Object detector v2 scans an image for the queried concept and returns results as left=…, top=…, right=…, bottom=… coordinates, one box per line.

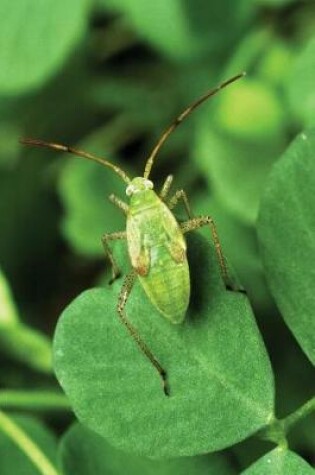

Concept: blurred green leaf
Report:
left=192, top=194, right=272, bottom=313
left=255, top=0, right=293, bottom=6
left=289, top=414, right=315, bottom=463
left=60, top=158, right=124, bottom=257
left=215, top=79, right=285, bottom=141
left=0, top=123, right=21, bottom=168
left=60, top=422, right=236, bottom=475
left=0, top=0, right=89, bottom=95
left=0, top=268, right=52, bottom=373
left=0, top=324, right=52, bottom=374
left=54, top=233, right=274, bottom=458
left=258, top=130, right=315, bottom=365
left=99, top=0, right=254, bottom=61
left=287, top=35, right=315, bottom=126
left=59, top=118, right=139, bottom=257
left=241, top=448, right=314, bottom=474
left=0, top=267, right=19, bottom=325
left=257, top=41, right=294, bottom=87
left=0, top=414, right=57, bottom=475
left=270, top=325, right=315, bottom=459
left=193, top=77, right=287, bottom=223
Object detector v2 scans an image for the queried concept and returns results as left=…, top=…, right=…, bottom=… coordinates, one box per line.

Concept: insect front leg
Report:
left=159, top=174, right=173, bottom=200
left=101, top=231, right=126, bottom=284
left=181, top=216, right=244, bottom=292
left=168, top=189, right=193, bottom=219
left=118, top=271, right=169, bottom=396
left=108, top=194, right=129, bottom=215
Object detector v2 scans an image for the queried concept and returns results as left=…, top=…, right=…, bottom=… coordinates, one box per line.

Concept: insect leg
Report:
left=108, top=194, right=129, bottom=215
left=101, top=231, right=126, bottom=284
left=159, top=174, right=173, bottom=200
left=181, top=216, right=238, bottom=291
left=168, top=189, right=193, bottom=219
left=118, top=271, right=169, bottom=396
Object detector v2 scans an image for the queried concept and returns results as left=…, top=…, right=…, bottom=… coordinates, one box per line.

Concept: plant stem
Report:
left=258, top=396, right=315, bottom=447
left=282, top=396, right=315, bottom=433
left=0, top=390, right=71, bottom=412
left=258, top=418, right=288, bottom=449
left=0, top=410, right=60, bottom=475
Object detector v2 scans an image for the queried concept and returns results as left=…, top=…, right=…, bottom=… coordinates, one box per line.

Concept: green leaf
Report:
left=255, top=0, right=292, bottom=6
left=60, top=159, right=124, bottom=257
left=0, top=414, right=57, bottom=475
left=0, top=268, right=52, bottom=373
left=59, top=119, right=137, bottom=257
left=194, top=126, right=285, bottom=224
left=60, top=422, right=236, bottom=475
left=192, top=194, right=272, bottom=313
left=215, top=79, right=285, bottom=141
left=257, top=41, right=294, bottom=87
left=193, top=77, right=287, bottom=223
left=53, top=233, right=274, bottom=458
left=0, top=324, right=52, bottom=374
left=99, top=0, right=254, bottom=61
left=0, top=123, right=21, bottom=169
left=257, top=130, right=315, bottom=365
left=287, top=35, right=315, bottom=126
left=0, top=267, right=19, bottom=326
left=0, top=0, right=89, bottom=95
left=241, top=448, right=315, bottom=474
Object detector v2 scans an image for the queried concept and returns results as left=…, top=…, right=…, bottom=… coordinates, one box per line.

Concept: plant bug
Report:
left=21, top=72, right=245, bottom=396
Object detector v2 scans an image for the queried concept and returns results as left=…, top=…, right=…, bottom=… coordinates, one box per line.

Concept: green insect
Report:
left=21, top=72, right=245, bottom=396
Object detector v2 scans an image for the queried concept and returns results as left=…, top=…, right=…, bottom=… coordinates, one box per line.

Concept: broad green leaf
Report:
left=287, top=35, right=315, bottom=126
left=54, top=233, right=274, bottom=458
left=0, top=267, right=19, bottom=325
left=59, top=119, right=138, bottom=257
left=0, top=0, right=89, bottom=95
left=0, top=414, right=57, bottom=475
left=99, top=0, right=254, bottom=61
left=60, top=422, right=236, bottom=475
left=257, top=130, right=315, bottom=365
left=242, top=448, right=315, bottom=474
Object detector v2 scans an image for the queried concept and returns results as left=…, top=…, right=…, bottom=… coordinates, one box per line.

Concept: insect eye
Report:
left=126, top=185, right=134, bottom=196
left=144, top=179, right=153, bottom=190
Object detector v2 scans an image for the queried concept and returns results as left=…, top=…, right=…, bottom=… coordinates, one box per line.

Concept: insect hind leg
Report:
left=118, top=271, right=169, bottom=396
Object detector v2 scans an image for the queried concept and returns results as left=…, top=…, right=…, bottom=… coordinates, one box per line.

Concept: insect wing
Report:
left=127, top=215, right=150, bottom=276
left=161, top=205, right=187, bottom=264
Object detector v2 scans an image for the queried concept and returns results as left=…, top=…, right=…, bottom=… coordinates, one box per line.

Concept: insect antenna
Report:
left=143, top=71, right=246, bottom=179
left=20, top=138, right=131, bottom=184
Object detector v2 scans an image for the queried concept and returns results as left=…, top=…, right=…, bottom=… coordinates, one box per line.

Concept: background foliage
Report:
left=0, top=0, right=314, bottom=473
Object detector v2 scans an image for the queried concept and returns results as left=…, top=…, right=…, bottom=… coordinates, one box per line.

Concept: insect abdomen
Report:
left=127, top=191, right=190, bottom=323
left=139, top=246, right=190, bottom=324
